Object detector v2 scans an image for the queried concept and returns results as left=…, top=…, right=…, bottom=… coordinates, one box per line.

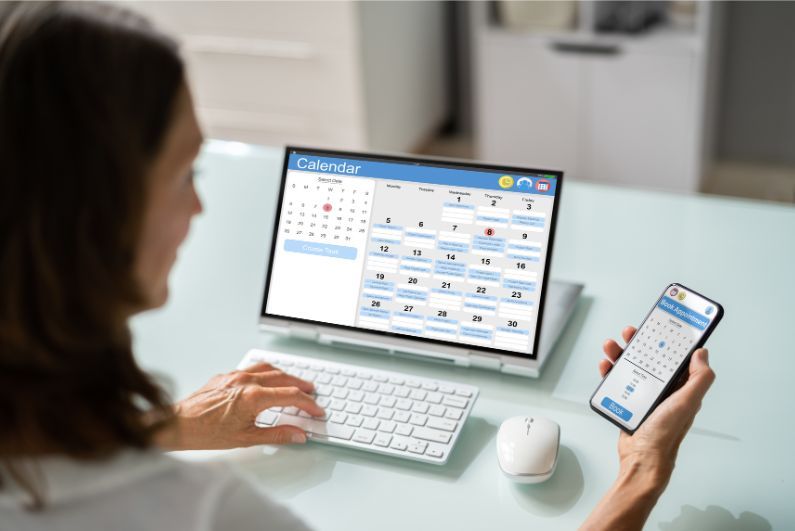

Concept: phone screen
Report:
left=590, top=284, right=722, bottom=433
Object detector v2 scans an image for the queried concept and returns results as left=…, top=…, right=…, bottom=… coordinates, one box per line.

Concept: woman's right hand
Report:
left=600, top=325, right=716, bottom=488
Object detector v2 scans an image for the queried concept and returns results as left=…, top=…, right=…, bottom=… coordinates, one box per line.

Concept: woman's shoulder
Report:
left=0, top=450, right=312, bottom=531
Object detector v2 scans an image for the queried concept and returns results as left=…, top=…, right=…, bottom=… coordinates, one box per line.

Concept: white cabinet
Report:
left=126, top=1, right=447, bottom=153
left=473, top=2, right=722, bottom=193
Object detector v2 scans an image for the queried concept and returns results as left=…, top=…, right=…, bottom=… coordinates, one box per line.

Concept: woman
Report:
left=0, top=3, right=714, bottom=530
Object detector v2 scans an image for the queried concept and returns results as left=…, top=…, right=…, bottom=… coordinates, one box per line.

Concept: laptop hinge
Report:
left=469, top=353, right=501, bottom=370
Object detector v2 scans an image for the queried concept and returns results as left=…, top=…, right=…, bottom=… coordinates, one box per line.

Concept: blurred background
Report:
left=127, top=1, right=795, bottom=203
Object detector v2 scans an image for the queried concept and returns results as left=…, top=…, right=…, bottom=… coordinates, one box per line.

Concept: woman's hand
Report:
left=581, top=325, right=716, bottom=531
left=601, top=325, right=716, bottom=486
left=156, top=362, right=324, bottom=451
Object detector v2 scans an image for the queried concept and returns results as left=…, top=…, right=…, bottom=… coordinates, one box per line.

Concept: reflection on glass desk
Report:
left=132, top=141, right=794, bottom=531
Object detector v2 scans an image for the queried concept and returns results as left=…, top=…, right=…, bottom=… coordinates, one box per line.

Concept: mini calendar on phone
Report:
left=264, top=148, right=562, bottom=358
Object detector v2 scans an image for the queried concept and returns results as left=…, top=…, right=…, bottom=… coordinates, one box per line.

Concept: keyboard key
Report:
left=298, top=410, right=312, bottom=418
left=361, top=405, right=378, bottom=417
left=357, top=372, right=373, bottom=380
left=362, top=418, right=380, bottom=431
left=395, top=424, right=413, bottom=436
left=421, top=382, right=438, bottom=391
left=271, top=406, right=284, bottom=412
left=316, top=397, right=331, bottom=408
left=332, top=388, right=349, bottom=399
left=341, top=368, right=356, bottom=377
left=353, top=429, right=376, bottom=444
left=344, top=402, right=362, bottom=414
left=394, top=387, right=411, bottom=398
left=444, top=408, right=464, bottom=421
left=377, top=383, right=395, bottom=395
left=411, top=402, right=429, bottom=414
left=347, top=379, right=363, bottom=390
left=379, top=396, right=396, bottom=408
left=348, top=390, right=364, bottom=402
left=412, top=427, right=452, bottom=444
left=393, top=410, right=411, bottom=423
left=315, top=374, right=332, bottom=384
left=409, top=414, right=428, bottom=426
left=329, top=412, right=348, bottom=424
left=363, top=381, right=379, bottom=392
left=405, top=379, right=421, bottom=388
left=373, top=433, right=392, bottom=447
left=427, top=417, right=458, bottom=432
left=426, top=446, right=445, bottom=459
left=295, top=361, right=309, bottom=369
left=455, top=388, right=473, bottom=398
left=376, top=408, right=394, bottom=420
left=329, top=399, right=346, bottom=411
left=390, top=438, right=408, bottom=451
left=275, top=414, right=354, bottom=440
left=428, top=405, right=446, bottom=417
left=346, top=415, right=363, bottom=427
left=331, top=376, right=348, bottom=386
left=283, top=406, right=300, bottom=415
left=364, top=393, right=380, bottom=405
left=396, top=399, right=412, bottom=411
left=407, top=440, right=428, bottom=455
left=325, top=367, right=340, bottom=375
left=378, top=420, right=396, bottom=433
left=316, top=385, right=333, bottom=397
left=442, top=396, right=468, bottom=409
left=255, top=410, right=278, bottom=425
left=410, top=389, right=427, bottom=401
left=426, top=392, right=443, bottom=405
left=373, top=374, right=388, bottom=383
left=388, top=376, right=405, bottom=385
left=438, top=385, right=455, bottom=394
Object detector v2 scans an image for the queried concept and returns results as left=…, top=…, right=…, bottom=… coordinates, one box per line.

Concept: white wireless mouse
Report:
left=496, top=415, right=560, bottom=483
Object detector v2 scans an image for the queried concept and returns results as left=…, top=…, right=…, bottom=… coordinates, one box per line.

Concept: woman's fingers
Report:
left=240, top=361, right=277, bottom=373
left=249, top=371, right=315, bottom=393
left=602, top=339, right=624, bottom=362
left=598, top=359, right=613, bottom=378
left=621, top=325, right=637, bottom=344
left=247, top=386, right=325, bottom=417
left=253, top=425, right=308, bottom=445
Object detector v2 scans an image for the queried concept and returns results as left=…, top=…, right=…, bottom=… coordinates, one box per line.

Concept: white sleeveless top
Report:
left=0, top=450, right=312, bottom=531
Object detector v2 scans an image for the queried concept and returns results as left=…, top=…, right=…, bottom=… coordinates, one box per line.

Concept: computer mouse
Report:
left=496, top=415, right=560, bottom=483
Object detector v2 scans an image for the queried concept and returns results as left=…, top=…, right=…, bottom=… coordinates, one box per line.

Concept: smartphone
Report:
left=590, top=283, right=723, bottom=434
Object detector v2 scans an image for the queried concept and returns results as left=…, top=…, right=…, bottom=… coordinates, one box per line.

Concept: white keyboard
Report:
left=239, top=349, right=479, bottom=465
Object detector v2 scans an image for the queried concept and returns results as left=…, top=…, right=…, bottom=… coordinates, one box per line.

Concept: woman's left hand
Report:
left=156, top=362, right=324, bottom=451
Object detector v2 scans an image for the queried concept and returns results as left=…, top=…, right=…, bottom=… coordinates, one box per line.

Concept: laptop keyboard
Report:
left=239, top=349, right=479, bottom=465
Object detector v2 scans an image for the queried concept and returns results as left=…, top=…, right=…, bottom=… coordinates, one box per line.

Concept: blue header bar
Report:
left=287, top=153, right=558, bottom=196
left=658, top=297, right=710, bottom=331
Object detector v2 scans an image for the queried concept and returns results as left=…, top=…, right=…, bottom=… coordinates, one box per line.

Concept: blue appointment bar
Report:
left=657, top=297, right=710, bottom=331
left=284, top=239, right=357, bottom=260
left=287, top=153, right=557, bottom=196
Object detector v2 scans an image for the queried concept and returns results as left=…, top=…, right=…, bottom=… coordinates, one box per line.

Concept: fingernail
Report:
left=291, top=432, right=307, bottom=444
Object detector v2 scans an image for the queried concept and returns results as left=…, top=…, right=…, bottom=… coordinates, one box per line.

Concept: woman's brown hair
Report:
left=0, top=1, right=183, bottom=468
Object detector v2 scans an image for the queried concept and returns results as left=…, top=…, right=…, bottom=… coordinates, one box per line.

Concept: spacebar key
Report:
left=275, top=414, right=355, bottom=440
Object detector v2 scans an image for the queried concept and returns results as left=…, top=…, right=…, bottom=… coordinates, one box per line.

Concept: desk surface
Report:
left=132, top=141, right=794, bottom=531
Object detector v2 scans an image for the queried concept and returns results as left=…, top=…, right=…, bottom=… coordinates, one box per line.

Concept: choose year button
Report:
left=601, top=396, right=633, bottom=422
left=284, top=239, right=358, bottom=260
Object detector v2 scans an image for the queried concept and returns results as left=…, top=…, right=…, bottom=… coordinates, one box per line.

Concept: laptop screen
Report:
left=262, top=147, right=563, bottom=359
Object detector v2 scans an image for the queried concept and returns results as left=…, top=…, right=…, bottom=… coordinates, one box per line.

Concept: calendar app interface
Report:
left=591, top=285, right=718, bottom=431
left=264, top=149, right=561, bottom=357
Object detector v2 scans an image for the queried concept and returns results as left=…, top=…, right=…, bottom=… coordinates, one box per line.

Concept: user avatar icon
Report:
left=677, top=291, right=687, bottom=301
left=536, top=179, right=550, bottom=192
left=669, top=287, right=679, bottom=297
left=516, top=177, right=533, bottom=191
left=705, top=306, right=714, bottom=315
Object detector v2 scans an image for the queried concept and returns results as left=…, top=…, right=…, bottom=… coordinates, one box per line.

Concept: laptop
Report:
left=257, top=146, right=582, bottom=378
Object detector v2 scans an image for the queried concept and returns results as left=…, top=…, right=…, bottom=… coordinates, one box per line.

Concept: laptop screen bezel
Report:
left=260, top=146, right=564, bottom=361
